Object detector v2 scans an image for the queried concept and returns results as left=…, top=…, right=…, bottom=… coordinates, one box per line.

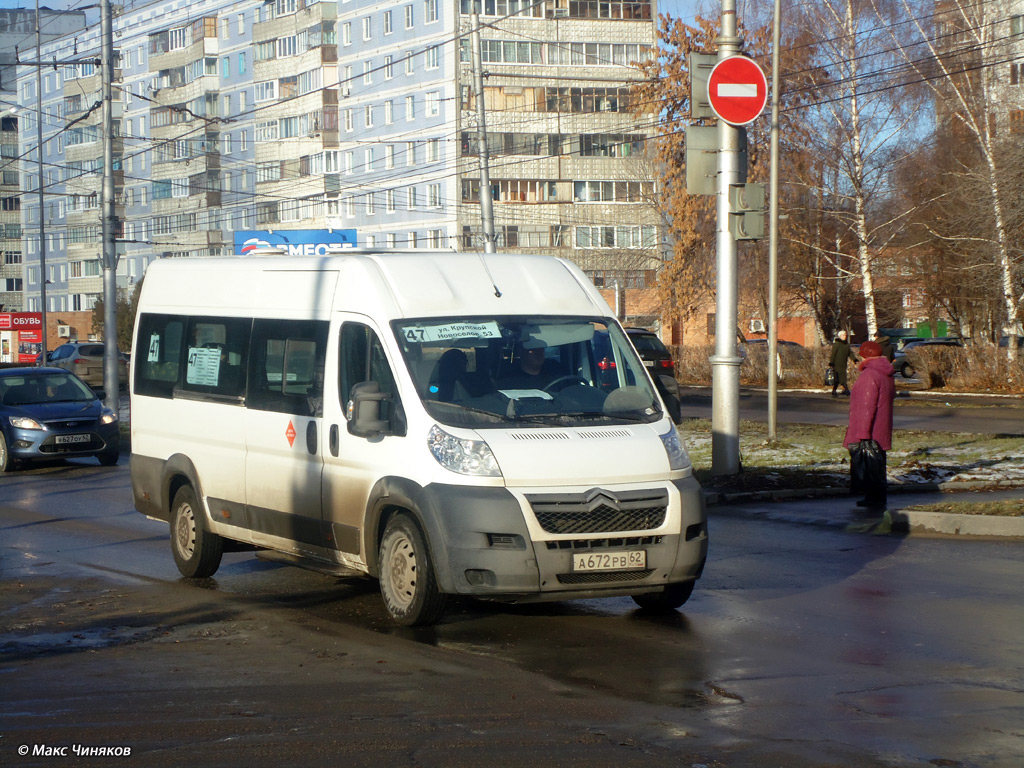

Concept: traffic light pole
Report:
left=711, top=0, right=743, bottom=476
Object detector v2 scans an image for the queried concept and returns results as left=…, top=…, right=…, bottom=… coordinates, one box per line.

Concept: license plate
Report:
left=55, top=434, right=90, bottom=445
left=572, top=550, right=646, bottom=572
left=643, top=360, right=654, bottom=367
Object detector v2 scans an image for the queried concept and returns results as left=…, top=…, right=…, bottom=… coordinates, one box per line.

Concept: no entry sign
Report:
left=707, top=55, right=768, bottom=126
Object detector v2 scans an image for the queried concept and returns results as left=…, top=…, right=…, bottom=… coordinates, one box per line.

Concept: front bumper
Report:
left=423, top=476, right=707, bottom=600
left=5, top=424, right=119, bottom=462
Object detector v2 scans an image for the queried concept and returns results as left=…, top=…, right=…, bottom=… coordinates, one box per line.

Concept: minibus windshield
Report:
left=393, top=316, right=664, bottom=428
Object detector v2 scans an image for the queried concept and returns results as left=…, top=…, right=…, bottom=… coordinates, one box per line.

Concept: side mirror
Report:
left=346, top=380, right=390, bottom=437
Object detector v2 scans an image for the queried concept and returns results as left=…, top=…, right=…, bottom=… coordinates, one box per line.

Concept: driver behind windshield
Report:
left=499, top=341, right=565, bottom=391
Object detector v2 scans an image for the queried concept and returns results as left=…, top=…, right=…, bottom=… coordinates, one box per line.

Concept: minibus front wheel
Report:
left=170, top=485, right=224, bottom=579
left=378, top=513, right=447, bottom=626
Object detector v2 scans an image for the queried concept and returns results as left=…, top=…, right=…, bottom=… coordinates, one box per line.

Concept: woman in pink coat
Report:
left=842, top=340, right=895, bottom=510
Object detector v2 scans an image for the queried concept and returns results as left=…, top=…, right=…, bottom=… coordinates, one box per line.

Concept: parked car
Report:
left=47, top=342, right=129, bottom=389
left=624, top=328, right=675, bottom=374
left=895, top=338, right=965, bottom=379
left=0, top=367, right=120, bottom=471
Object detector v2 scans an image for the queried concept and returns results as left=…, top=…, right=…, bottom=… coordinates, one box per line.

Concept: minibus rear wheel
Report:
left=170, top=485, right=224, bottom=578
left=378, top=513, right=447, bottom=626
left=632, top=581, right=694, bottom=612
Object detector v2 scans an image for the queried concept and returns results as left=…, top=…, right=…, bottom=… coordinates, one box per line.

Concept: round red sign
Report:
left=707, top=55, right=768, bottom=126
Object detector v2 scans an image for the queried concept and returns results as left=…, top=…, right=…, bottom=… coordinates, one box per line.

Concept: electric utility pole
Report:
left=100, top=0, right=119, bottom=411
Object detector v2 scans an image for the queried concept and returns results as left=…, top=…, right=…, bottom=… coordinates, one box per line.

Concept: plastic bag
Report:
left=825, top=366, right=836, bottom=387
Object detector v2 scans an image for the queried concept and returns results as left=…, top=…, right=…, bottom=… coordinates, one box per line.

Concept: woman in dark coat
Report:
left=842, top=340, right=896, bottom=510
left=828, top=330, right=857, bottom=396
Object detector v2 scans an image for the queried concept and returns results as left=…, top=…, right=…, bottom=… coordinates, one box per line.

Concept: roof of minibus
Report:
left=139, top=251, right=613, bottom=320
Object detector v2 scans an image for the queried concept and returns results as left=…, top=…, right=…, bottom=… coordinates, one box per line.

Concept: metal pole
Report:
left=470, top=7, right=496, bottom=253
left=100, top=0, right=118, bottom=410
left=711, top=0, right=743, bottom=476
left=35, top=0, right=48, bottom=363
left=767, top=0, right=782, bottom=441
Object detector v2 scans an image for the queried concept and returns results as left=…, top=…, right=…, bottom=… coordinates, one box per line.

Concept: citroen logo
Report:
left=584, top=489, right=619, bottom=513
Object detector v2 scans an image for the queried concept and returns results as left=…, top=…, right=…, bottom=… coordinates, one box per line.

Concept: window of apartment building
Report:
left=240, top=130, right=247, bottom=152
left=366, top=193, right=375, bottom=215
left=427, top=137, right=440, bottom=161
left=426, top=92, right=440, bottom=117
left=574, top=225, right=656, bottom=249
left=237, top=12, right=245, bottom=34
left=425, top=0, right=438, bottom=23
left=223, top=94, right=232, bottom=116
left=573, top=180, right=652, bottom=202
left=428, top=183, right=441, bottom=208
left=223, top=134, right=232, bottom=154
left=1013, top=15, right=1024, bottom=35
left=343, top=65, right=354, bottom=93
left=384, top=55, right=393, bottom=79
left=428, top=229, right=442, bottom=248
left=409, top=231, right=419, bottom=248
left=346, top=195, right=355, bottom=217
left=238, top=52, right=246, bottom=75
left=365, top=235, right=376, bottom=247
left=345, top=151, right=354, bottom=173
left=364, top=104, right=374, bottom=127
left=278, top=35, right=298, bottom=57
left=426, top=46, right=439, bottom=70
left=280, top=116, right=299, bottom=138
left=221, top=17, right=230, bottom=39
left=221, top=57, right=230, bottom=78
left=405, top=4, right=414, bottom=28
left=407, top=187, right=418, bottom=208
left=386, top=233, right=396, bottom=248
left=363, top=16, right=372, bottom=39
left=256, top=121, right=280, bottom=141
left=365, top=147, right=376, bottom=171
left=385, top=144, right=395, bottom=168
left=384, top=9, right=393, bottom=34
left=405, top=95, right=415, bottom=120
left=342, top=22, right=352, bottom=46
left=363, top=60, right=373, bottom=84
left=276, top=0, right=297, bottom=17
left=385, top=100, right=394, bottom=124
left=140, top=186, right=148, bottom=205
left=406, top=141, right=417, bottom=165
left=257, top=162, right=282, bottom=182
left=405, top=50, right=414, bottom=75
left=345, top=108, right=354, bottom=131
left=1011, top=110, right=1024, bottom=134
left=386, top=189, right=395, bottom=212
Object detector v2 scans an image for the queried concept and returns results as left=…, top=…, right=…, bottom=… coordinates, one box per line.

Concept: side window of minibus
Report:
left=134, top=313, right=185, bottom=398
left=339, top=323, right=404, bottom=435
left=248, top=319, right=329, bottom=416
left=181, top=316, right=251, bottom=399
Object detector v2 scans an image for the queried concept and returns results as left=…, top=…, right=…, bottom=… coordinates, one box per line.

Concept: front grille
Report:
left=556, top=569, right=654, bottom=585
left=527, top=489, right=668, bottom=535
left=44, top=418, right=99, bottom=430
left=546, top=536, right=663, bottom=551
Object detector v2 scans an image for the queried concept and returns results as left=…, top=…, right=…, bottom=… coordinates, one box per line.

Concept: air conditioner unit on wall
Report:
left=749, top=318, right=765, bottom=333
left=57, top=325, right=71, bottom=337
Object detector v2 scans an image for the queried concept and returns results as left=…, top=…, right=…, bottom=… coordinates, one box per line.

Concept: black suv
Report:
left=624, top=328, right=675, bottom=374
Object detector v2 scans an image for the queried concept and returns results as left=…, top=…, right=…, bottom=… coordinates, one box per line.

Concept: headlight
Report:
left=659, top=425, right=691, bottom=471
left=428, top=424, right=502, bottom=477
left=9, top=415, right=43, bottom=430
left=100, top=408, right=118, bottom=425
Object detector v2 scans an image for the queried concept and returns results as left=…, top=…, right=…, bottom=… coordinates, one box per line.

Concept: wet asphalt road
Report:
left=2, top=460, right=1023, bottom=767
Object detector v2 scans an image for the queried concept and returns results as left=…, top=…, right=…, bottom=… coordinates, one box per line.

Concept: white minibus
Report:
left=130, top=251, right=707, bottom=625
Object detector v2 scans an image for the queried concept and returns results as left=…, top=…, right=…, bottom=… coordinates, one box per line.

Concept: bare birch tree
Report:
left=878, top=0, right=1022, bottom=356
left=793, top=0, right=925, bottom=338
